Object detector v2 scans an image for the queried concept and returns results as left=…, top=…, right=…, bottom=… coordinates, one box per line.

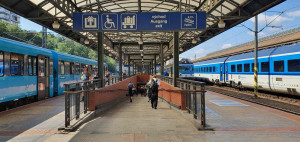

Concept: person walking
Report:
left=149, top=75, right=160, bottom=109
left=105, top=70, right=111, bottom=85
left=146, top=82, right=151, bottom=102
left=128, top=81, right=134, bottom=103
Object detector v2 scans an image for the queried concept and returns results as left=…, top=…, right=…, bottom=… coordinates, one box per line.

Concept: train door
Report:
left=225, top=63, right=229, bottom=82
left=220, top=64, right=223, bottom=81
left=37, top=55, right=50, bottom=100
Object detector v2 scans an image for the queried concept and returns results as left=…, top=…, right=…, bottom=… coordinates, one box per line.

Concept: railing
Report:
left=64, top=79, right=99, bottom=128
left=157, top=75, right=206, bottom=128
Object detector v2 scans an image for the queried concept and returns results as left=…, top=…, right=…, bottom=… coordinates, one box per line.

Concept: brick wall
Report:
left=88, top=75, right=186, bottom=111
left=88, top=76, right=137, bottom=111
left=157, top=78, right=186, bottom=110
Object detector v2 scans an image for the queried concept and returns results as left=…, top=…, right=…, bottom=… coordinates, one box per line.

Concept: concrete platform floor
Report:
left=44, top=93, right=300, bottom=142
left=0, top=96, right=65, bottom=142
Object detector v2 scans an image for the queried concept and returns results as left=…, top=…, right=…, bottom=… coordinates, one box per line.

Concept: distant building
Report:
left=0, top=7, right=20, bottom=25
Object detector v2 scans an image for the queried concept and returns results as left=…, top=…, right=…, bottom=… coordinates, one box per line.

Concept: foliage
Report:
left=0, top=21, right=117, bottom=73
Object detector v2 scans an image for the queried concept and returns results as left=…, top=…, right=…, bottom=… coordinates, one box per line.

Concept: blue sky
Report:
left=19, top=0, right=300, bottom=59
left=180, top=0, right=300, bottom=59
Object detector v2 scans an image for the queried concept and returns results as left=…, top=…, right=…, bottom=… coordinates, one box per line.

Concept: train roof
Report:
left=0, top=37, right=105, bottom=66
left=0, top=37, right=53, bottom=57
left=194, top=57, right=228, bottom=66
left=227, top=43, right=300, bottom=62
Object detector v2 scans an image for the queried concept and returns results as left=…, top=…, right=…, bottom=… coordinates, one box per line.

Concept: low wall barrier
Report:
left=157, top=75, right=206, bottom=128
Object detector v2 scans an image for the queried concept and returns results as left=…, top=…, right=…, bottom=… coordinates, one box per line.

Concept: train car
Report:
left=226, top=43, right=300, bottom=95
left=0, top=37, right=107, bottom=109
left=164, top=58, right=194, bottom=78
left=193, top=43, right=300, bottom=95
left=193, top=57, right=229, bottom=83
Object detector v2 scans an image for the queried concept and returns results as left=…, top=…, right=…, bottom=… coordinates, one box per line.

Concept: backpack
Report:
left=150, top=79, right=158, bottom=91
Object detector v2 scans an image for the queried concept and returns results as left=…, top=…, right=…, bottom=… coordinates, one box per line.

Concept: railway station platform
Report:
left=1, top=82, right=299, bottom=142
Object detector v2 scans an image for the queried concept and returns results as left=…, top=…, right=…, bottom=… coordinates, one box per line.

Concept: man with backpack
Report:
left=149, top=75, right=160, bottom=109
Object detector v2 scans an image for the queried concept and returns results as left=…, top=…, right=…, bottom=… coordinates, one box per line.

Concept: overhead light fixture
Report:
left=139, top=45, right=143, bottom=52
left=179, top=48, right=183, bottom=52
left=109, top=53, right=112, bottom=56
left=138, top=38, right=143, bottom=45
left=52, top=21, right=60, bottom=29
left=84, top=38, right=89, bottom=44
left=218, top=19, right=225, bottom=28
left=141, top=52, right=144, bottom=56
left=192, top=38, right=197, bottom=44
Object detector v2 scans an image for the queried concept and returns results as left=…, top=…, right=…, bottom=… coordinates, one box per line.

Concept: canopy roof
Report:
left=0, top=0, right=284, bottom=65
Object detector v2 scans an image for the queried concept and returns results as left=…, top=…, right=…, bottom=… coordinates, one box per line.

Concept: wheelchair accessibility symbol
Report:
left=101, top=14, right=118, bottom=30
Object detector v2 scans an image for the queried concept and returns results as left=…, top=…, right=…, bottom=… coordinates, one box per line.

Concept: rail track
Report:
left=205, top=85, right=300, bottom=115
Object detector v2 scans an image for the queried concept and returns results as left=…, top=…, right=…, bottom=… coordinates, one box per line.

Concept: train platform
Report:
left=42, top=92, right=300, bottom=142
left=0, top=96, right=65, bottom=142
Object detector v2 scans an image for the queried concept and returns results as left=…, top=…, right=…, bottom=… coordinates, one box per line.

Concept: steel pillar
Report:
left=254, top=15, right=258, bottom=98
left=173, top=32, right=179, bottom=87
left=42, top=27, right=47, bottom=49
left=154, top=55, right=157, bottom=75
left=119, top=44, right=122, bottom=80
left=98, top=32, right=104, bottom=88
left=128, top=55, right=130, bottom=76
left=160, top=44, right=164, bottom=75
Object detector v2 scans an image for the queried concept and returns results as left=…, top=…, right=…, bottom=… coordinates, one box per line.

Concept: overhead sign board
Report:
left=73, top=12, right=206, bottom=32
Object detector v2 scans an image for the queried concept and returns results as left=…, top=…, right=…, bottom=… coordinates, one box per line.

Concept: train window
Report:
left=208, top=67, right=211, bottom=72
left=65, top=62, right=70, bottom=75
left=60, top=61, right=65, bottom=75
left=10, top=53, right=24, bottom=76
left=261, top=62, right=269, bottom=72
left=28, top=56, right=37, bottom=75
left=231, top=65, right=236, bottom=72
left=237, top=64, right=242, bottom=72
left=216, top=67, right=218, bottom=71
left=200, top=67, right=203, bottom=72
left=70, top=62, right=75, bottom=75
left=205, top=67, right=208, bottom=72
left=213, top=66, right=215, bottom=72
left=75, top=63, right=80, bottom=74
left=251, top=63, right=259, bottom=72
left=244, top=63, right=250, bottom=72
left=274, top=60, right=284, bottom=72
left=288, top=59, right=300, bottom=72
left=0, top=51, right=3, bottom=76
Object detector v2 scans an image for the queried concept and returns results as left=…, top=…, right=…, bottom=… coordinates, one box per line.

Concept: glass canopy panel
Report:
left=29, top=0, right=44, bottom=5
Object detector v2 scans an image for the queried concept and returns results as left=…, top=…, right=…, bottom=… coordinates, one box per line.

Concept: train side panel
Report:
left=0, top=76, right=37, bottom=103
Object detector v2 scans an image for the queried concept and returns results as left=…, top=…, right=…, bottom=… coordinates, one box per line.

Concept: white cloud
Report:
left=247, top=31, right=266, bottom=37
left=286, top=10, right=300, bottom=17
left=221, top=44, right=232, bottom=49
left=249, top=13, right=291, bottom=26
left=195, top=48, right=205, bottom=54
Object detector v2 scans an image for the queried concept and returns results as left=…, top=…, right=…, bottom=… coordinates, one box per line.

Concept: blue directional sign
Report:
left=73, top=12, right=206, bottom=32
left=101, top=13, right=118, bottom=30
left=82, top=14, right=99, bottom=30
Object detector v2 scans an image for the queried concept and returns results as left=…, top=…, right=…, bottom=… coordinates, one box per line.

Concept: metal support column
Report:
left=160, top=44, right=164, bottom=75
left=119, top=44, right=122, bottom=80
left=173, top=32, right=179, bottom=87
left=98, top=32, right=104, bottom=88
left=42, top=27, right=47, bottom=49
left=154, top=55, right=157, bottom=75
left=254, top=15, right=258, bottom=98
left=128, top=55, right=130, bottom=76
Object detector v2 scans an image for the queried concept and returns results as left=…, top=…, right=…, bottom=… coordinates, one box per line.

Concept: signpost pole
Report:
left=98, top=32, right=104, bottom=88
left=173, top=32, right=179, bottom=87
left=119, top=44, right=122, bottom=81
left=128, top=55, right=131, bottom=76
left=160, top=44, right=164, bottom=76
left=154, top=55, right=157, bottom=75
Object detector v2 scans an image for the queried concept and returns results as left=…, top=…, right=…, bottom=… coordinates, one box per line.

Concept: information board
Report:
left=73, top=12, right=206, bottom=32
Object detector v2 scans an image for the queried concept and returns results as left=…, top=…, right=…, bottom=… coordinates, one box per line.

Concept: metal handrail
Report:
left=157, top=75, right=206, bottom=128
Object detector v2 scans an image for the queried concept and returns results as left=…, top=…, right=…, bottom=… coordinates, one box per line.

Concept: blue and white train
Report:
left=165, top=58, right=194, bottom=78
left=0, top=37, right=107, bottom=108
left=193, top=43, right=300, bottom=95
